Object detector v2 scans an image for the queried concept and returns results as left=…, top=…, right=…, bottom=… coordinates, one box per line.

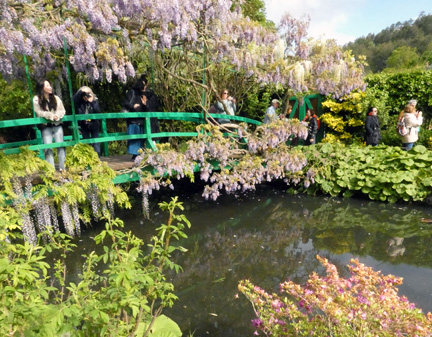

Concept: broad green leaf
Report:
left=137, top=315, right=182, bottom=337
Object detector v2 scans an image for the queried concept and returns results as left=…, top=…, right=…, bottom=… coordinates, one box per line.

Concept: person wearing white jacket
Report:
left=33, top=79, right=66, bottom=170
left=401, top=103, right=423, bottom=151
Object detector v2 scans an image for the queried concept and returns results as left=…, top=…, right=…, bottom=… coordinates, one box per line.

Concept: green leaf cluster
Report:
left=366, top=70, right=432, bottom=115
left=1, top=144, right=130, bottom=238
left=0, top=197, right=186, bottom=336
left=301, top=143, right=432, bottom=203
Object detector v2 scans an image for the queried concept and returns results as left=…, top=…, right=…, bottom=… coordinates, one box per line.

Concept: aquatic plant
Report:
left=239, top=255, right=432, bottom=336
left=300, top=142, right=432, bottom=202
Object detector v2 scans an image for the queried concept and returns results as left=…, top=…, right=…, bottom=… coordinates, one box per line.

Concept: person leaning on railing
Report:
left=73, top=86, right=101, bottom=156
left=122, top=76, right=148, bottom=161
left=215, top=89, right=236, bottom=124
left=33, top=79, right=66, bottom=170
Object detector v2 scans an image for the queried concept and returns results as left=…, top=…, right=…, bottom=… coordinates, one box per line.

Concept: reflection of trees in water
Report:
left=165, top=201, right=326, bottom=336
left=301, top=198, right=432, bottom=267
left=62, top=187, right=432, bottom=335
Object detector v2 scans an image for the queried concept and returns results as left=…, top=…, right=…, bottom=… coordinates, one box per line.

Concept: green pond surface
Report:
left=69, top=183, right=432, bottom=336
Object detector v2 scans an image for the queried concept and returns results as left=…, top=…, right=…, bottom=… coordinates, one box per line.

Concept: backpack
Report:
left=312, top=115, right=321, bottom=130
left=397, top=117, right=408, bottom=137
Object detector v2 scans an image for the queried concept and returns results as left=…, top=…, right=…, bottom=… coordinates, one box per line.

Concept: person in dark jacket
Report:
left=305, top=109, right=318, bottom=145
left=122, top=76, right=148, bottom=160
left=365, top=107, right=381, bottom=146
left=73, top=86, right=101, bottom=156
left=143, top=83, right=162, bottom=142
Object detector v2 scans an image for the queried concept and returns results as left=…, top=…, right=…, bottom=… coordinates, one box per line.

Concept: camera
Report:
left=82, top=91, right=91, bottom=99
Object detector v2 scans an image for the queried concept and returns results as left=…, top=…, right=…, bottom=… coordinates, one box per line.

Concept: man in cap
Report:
left=264, top=98, right=281, bottom=124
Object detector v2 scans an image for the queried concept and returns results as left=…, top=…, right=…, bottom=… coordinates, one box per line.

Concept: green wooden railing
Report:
left=0, top=92, right=325, bottom=158
left=0, top=112, right=261, bottom=157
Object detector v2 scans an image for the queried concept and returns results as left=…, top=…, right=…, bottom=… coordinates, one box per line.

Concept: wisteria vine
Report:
left=134, top=119, right=314, bottom=205
left=0, top=145, right=130, bottom=245
left=0, top=0, right=365, bottom=98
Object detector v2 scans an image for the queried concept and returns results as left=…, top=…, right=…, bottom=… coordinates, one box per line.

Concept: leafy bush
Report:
left=239, top=255, right=432, bottom=336
left=299, top=143, right=432, bottom=202
left=320, top=88, right=390, bottom=144
left=0, top=77, right=33, bottom=142
left=366, top=70, right=432, bottom=116
left=0, top=144, right=131, bottom=243
left=0, top=197, right=187, bottom=336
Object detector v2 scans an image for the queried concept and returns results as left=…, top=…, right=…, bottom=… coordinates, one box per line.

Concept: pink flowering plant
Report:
left=239, top=255, right=432, bottom=336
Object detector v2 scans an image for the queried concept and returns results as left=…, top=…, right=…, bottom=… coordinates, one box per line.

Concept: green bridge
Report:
left=0, top=94, right=323, bottom=184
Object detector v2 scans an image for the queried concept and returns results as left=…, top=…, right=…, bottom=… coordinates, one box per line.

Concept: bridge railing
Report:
left=0, top=112, right=261, bottom=157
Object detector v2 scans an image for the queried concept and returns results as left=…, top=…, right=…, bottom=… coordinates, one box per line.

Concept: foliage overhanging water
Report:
left=67, top=183, right=432, bottom=336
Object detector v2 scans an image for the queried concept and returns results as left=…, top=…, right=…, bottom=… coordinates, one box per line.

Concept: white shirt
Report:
left=264, top=105, right=277, bottom=124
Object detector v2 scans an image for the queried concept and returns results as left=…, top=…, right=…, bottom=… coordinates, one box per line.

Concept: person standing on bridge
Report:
left=263, top=99, right=281, bottom=124
left=122, top=76, right=148, bottom=160
left=33, top=79, right=66, bottom=170
left=215, top=89, right=236, bottom=124
left=142, top=78, right=162, bottom=143
left=73, top=86, right=101, bottom=156
left=304, top=109, right=319, bottom=145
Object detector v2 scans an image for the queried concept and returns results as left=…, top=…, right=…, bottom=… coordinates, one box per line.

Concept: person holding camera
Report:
left=73, top=86, right=101, bottom=156
left=215, top=89, right=236, bottom=124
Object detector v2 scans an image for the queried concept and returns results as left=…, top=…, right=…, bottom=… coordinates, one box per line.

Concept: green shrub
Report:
left=298, top=143, right=432, bottom=202
left=0, top=197, right=187, bottom=336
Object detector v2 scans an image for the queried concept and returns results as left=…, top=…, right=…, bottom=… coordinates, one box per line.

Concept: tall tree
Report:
left=385, top=46, right=421, bottom=70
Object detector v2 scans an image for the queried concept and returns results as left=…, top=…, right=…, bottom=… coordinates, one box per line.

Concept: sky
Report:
left=264, top=0, right=432, bottom=45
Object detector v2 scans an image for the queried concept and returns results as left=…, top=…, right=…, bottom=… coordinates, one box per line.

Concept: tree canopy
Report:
left=345, top=12, right=432, bottom=73
left=0, top=0, right=365, bottom=102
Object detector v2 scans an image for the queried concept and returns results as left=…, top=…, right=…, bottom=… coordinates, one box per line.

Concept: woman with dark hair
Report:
left=73, top=86, right=101, bottom=156
left=304, top=108, right=318, bottom=145
left=143, top=83, right=162, bottom=141
left=122, top=76, right=148, bottom=160
left=33, top=79, right=66, bottom=170
left=364, top=107, right=381, bottom=146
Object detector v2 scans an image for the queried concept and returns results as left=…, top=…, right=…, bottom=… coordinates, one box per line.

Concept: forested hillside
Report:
left=345, top=12, right=432, bottom=73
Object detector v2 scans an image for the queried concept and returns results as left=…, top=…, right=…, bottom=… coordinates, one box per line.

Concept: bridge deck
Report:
left=101, top=154, right=136, bottom=172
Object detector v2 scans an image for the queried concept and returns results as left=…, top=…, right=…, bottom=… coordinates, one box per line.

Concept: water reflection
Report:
left=68, top=184, right=432, bottom=336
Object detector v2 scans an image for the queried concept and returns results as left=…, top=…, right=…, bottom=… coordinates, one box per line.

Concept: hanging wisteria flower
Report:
left=0, top=0, right=364, bottom=96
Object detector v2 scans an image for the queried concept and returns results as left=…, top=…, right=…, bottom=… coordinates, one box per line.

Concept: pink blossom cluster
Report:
left=239, top=256, right=432, bottom=336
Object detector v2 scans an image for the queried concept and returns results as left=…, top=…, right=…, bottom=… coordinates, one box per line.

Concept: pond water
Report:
left=68, top=183, right=432, bottom=336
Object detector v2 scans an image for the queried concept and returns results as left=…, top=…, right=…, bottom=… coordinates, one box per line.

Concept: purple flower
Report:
left=251, top=318, right=262, bottom=328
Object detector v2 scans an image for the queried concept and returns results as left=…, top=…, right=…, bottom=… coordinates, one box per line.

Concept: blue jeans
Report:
left=127, top=123, right=144, bottom=155
left=402, top=142, right=414, bottom=151
left=41, top=125, right=65, bottom=170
